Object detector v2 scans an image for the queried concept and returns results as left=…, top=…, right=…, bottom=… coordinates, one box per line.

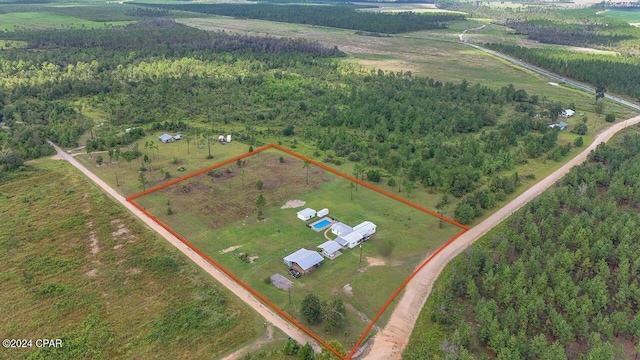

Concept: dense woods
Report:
left=0, top=20, right=577, bottom=225
left=485, top=43, right=640, bottom=101
left=503, top=19, right=633, bottom=48
left=137, top=3, right=464, bottom=34
left=405, top=132, right=640, bottom=359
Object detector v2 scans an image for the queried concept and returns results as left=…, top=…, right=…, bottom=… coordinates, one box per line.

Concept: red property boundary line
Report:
left=126, top=144, right=469, bottom=359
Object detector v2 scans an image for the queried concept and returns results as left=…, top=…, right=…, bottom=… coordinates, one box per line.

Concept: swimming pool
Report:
left=310, top=218, right=332, bottom=231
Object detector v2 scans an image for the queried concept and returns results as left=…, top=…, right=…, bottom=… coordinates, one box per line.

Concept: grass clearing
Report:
left=0, top=12, right=131, bottom=31
left=0, top=159, right=257, bottom=359
left=132, top=148, right=461, bottom=348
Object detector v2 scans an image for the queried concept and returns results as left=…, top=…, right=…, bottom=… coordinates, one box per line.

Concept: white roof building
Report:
left=283, top=248, right=324, bottom=273
left=317, top=240, right=342, bottom=259
left=296, top=208, right=316, bottom=221
left=331, top=222, right=353, bottom=236
left=339, top=231, right=364, bottom=249
left=353, top=221, right=377, bottom=238
left=317, top=208, right=329, bottom=217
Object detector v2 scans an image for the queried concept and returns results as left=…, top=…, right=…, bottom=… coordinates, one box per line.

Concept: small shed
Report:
left=317, top=208, right=329, bottom=217
left=549, top=122, right=568, bottom=131
left=331, top=222, right=353, bottom=237
left=159, top=133, right=174, bottom=143
left=226, top=134, right=232, bottom=143
left=318, top=241, right=342, bottom=259
left=561, top=109, right=575, bottom=118
left=354, top=221, right=377, bottom=238
left=297, top=208, right=316, bottom=221
left=218, top=135, right=225, bottom=142
left=174, top=134, right=182, bottom=140
left=283, top=248, right=324, bottom=274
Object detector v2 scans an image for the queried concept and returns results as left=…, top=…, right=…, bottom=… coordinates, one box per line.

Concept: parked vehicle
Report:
left=288, top=268, right=301, bottom=278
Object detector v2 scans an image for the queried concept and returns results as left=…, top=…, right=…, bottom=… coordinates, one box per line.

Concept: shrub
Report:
left=96, top=155, right=103, bottom=165
left=282, top=339, right=299, bottom=355
left=573, top=123, right=588, bottom=135
left=139, top=165, right=147, bottom=172
left=605, top=113, right=616, bottom=123
left=387, top=178, right=396, bottom=187
left=574, top=136, right=584, bottom=147
left=264, top=276, right=272, bottom=285
left=279, top=156, right=284, bottom=163
left=177, top=166, right=186, bottom=172
left=256, top=180, right=264, bottom=190
left=367, top=169, right=381, bottom=182
left=301, top=293, right=322, bottom=324
left=249, top=145, right=254, bottom=152
left=167, top=207, right=173, bottom=215
left=164, top=171, right=171, bottom=179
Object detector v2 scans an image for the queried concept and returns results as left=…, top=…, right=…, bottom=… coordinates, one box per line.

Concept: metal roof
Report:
left=283, top=248, right=323, bottom=270
left=296, top=208, right=316, bottom=218
left=317, top=240, right=342, bottom=254
left=331, top=222, right=353, bottom=234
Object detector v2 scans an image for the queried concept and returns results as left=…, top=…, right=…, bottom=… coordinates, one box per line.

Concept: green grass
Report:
left=0, top=159, right=258, bottom=359
left=600, top=9, right=640, bottom=24
left=73, top=131, right=250, bottom=196
left=132, top=148, right=461, bottom=348
left=0, top=12, right=132, bottom=31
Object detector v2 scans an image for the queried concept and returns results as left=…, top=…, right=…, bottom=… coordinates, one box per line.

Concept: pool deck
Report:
left=309, top=216, right=334, bottom=232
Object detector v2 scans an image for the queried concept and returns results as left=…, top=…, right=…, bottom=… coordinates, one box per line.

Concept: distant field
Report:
left=0, top=12, right=131, bottom=31
left=600, top=9, right=640, bottom=25
left=132, top=148, right=462, bottom=348
left=0, top=160, right=258, bottom=359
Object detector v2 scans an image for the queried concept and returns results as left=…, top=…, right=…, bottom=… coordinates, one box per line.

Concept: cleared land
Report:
left=0, top=159, right=257, bottom=359
left=0, top=12, right=131, bottom=31
left=132, top=148, right=461, bottom=349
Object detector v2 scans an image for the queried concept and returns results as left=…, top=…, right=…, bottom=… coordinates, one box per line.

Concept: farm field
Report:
left=0, top=159, right=259, bottom=359
left=0, top=12, right=131, bottom=31
left=600, top=9, right=640, bottom=25
left=131, top=147, right=463, bottom=349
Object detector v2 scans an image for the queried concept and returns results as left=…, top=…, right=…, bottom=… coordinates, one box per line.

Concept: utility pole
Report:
left=289, top=287, right=292, bottom=305
left=115, top=172, right=120, bottom=187
left=359, top=244, right=363, bottom=263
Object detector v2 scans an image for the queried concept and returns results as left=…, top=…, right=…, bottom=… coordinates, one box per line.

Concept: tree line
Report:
left=485, top=43, right=640, bottom=101
left=404, top=132, right=640, bottom=359
left=137, top=3, right=465, bottom=34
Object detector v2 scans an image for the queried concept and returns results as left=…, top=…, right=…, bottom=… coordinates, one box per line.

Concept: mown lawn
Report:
left=0, top=160, right=258, bottom=359
left=133, top=148, right=461, bottom=348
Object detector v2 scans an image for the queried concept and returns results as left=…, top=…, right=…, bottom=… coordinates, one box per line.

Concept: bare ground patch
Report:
left=220, top=245, right=243, bottom=254
left=270, top=273, right=293, bottom=290
left=281, top=199, right=306, bottom=209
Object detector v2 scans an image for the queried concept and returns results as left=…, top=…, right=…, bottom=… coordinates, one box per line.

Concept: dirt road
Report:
left=47, top=141, right=321, bottom=355
left=361, top=116, right=640, bottom=359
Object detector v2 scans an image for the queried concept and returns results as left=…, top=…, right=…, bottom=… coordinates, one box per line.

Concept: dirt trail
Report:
left=361, top=116, right=640, bottom=359
left=47, top=141, right=321, bottom=353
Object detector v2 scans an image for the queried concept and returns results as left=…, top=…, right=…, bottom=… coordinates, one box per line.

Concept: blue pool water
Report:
left=312, top=219, right=332, bottom=230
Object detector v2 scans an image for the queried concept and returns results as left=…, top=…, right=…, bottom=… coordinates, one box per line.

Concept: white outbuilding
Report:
left=317, top=208, right=329, bottom=217
left=226, top=134, right=232, bottom=143
left=296, top=208, right=316, bottom=221
left=317, top=240, right=342, bottom=259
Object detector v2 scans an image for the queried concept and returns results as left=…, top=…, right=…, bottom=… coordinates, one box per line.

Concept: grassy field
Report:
left=0, top=159, right=260, bottom=359
left=600, top=9, right=640, bottom=24
left=73, top=131, right=250, bottom=197
left=0, top=12, right=132, bottom=31
left=131, top=148, right=462, bottom=348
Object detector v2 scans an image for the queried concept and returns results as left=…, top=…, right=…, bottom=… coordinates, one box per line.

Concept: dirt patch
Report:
left=248, top=255, right=259, bottom=263
left=220, top=245, right=243, bottom=254
left=85, top=268, right=98, bottom=277
left=127, top=267, right=142, bottom=275
left=343, top=283, right=354, bottom=297
left=367, top=256, right=386, bottom=266
left=281, top=199, right=306, bottom=209
left=358, top=256, right=386, bottom=273
left=270, top=273, right=294, bottom=290
left=89, top=232, right=99, bottom=255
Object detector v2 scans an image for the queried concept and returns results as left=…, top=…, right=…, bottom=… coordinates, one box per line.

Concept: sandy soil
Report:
left=280, top=199, right=306, bottom=209
left=220, top=245, right=243, bottom=254
left=360, top=115, right=640, bottom=359
left=49, top=141, right=322, bottom=353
